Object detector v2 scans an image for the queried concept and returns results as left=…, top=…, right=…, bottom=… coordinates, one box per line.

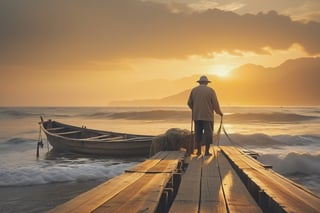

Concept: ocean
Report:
left=0, top=106, right=319, bottom=212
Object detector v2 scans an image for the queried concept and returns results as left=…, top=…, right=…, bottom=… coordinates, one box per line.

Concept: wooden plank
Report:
left=200, top=176, right=227, bottom=213
left=126, top=151, right=184, bottom=173
left=56, top=130, right=81, bottom=135
left=98, top=136, right=124, bottom=141
left=221, top=146, right=266, bottom=169
left=169, top=155, right=203, bottom=213
left=126, top=151, right=169, bottom=173
left=48, top=151, right=184, bottom=213
left=245, top=166, right=320, bottom=212
left=99, top=136, right=152, bottom=142
left=220, top=146, right=320, bottom=213
left=201, top=147, right=220, bottom=177
left=218, top=150, right=263, bottom=213
left=200, top=147, right=227, bottom=213
left=47, top=172, right=144, bottom=213
left=84, top=134, right=111, bottom=140
left=147, top=151, right=185, bottom=173
left=45, top=127, right=65, bottom=131
left=93, top=173, right=171, bottom=212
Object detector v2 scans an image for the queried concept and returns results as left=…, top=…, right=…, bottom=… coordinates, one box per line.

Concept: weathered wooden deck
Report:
left=48, top=146, right=320, bottom=213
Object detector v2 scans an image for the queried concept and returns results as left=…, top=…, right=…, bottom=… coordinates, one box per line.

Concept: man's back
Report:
left=188, top=85, right=218, bottom=121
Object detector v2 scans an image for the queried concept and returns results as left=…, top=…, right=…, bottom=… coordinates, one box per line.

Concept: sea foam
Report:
left=258, top=152, right=320, bottom=175
left=0, top=161, right=137, bottom=187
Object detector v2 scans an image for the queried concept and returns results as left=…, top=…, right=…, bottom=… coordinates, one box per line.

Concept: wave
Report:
left=0, top=109, right=42, bottom=119
left=85, top=112, right=113, bottom=118
left=115, top=111, right=317, bottom=123
left=0, top=161, right=137, bottom=187
left=0, top=137, right=36, bottom=152
left=0, top=108, right=71, bottom=119
left=224, top=112, right=318, bottom=123
left=257, top=152, right=320, bottom=195
left=217, top=134, right=320, bottom=147
left=105, top=110, right=190, bottom=120
left=258, top=152, right=320, bottom=175
left=1, top=107, right=318, bottom=123
left=84, top=110, right=318, bottom=123
left=4, top=137, right=28, bottom=144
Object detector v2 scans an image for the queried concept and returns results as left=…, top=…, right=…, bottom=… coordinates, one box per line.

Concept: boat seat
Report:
left=98, top=136, right=124, bottom=141
left=84, top=134, right=111, bottom=140
left=46, top=127, right=65, bottom=131
left=56, top=131, right=81, bottom=135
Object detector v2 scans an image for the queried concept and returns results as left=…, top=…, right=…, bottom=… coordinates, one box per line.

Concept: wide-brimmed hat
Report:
left=197, top=75, right=211, bottom=83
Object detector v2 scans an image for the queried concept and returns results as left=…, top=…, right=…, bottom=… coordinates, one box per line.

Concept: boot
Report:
left=205, top=143, right=212, bottom=156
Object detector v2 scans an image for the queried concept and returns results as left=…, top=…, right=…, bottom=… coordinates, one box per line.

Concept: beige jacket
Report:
left=187, top=85, right=222, bottom=121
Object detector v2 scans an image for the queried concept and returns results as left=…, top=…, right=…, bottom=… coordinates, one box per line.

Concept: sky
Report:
left=1, top=0, right=320, bottom=106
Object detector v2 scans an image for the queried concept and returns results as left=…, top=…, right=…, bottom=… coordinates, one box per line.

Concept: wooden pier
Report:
left=48, top=146, right=320, bottom=213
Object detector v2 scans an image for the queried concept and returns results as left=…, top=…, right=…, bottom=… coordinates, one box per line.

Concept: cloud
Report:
left=148, top=0, right=320, bottom=22
left=0, top=0, right=319, bottom=70
left=187, top=0, right=245, bottom=12
left=283, top=1, right=320, bottom=22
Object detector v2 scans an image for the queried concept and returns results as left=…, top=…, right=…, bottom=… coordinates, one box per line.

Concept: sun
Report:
left=209, top=64, right=233, bottom=78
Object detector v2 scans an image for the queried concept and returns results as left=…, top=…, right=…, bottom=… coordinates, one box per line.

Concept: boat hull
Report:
left=41, top=119, right=154, bottom=157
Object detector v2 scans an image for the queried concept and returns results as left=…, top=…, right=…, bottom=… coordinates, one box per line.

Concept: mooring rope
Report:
left=36, top=124, right=44, bottom=158
left=36, top=119, right=50, bottom=158
left=215, top=116, right=254, bottom=154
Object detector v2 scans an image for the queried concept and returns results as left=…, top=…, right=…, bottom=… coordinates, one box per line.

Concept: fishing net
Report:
left=149, top=128, right=194, bottom=156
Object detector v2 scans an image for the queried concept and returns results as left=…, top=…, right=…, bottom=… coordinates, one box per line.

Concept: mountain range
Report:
left=109, top=57, right=320, bottom=106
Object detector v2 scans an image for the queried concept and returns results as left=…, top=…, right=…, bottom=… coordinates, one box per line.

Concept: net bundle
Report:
left=149, top=128, right=194, bottom=156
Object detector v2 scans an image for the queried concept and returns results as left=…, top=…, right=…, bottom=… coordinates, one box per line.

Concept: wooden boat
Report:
left=40, top=117, right=155, bottom=156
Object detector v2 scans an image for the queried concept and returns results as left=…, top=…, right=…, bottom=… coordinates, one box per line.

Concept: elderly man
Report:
left=187, top=75, right=223, bottom=156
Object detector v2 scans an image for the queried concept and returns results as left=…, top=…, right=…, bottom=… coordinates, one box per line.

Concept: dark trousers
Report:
left=194, top=120, right=213, bottom=153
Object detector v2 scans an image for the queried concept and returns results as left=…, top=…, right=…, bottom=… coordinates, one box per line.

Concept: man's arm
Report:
left=212, top=90, right=223, bottom=116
